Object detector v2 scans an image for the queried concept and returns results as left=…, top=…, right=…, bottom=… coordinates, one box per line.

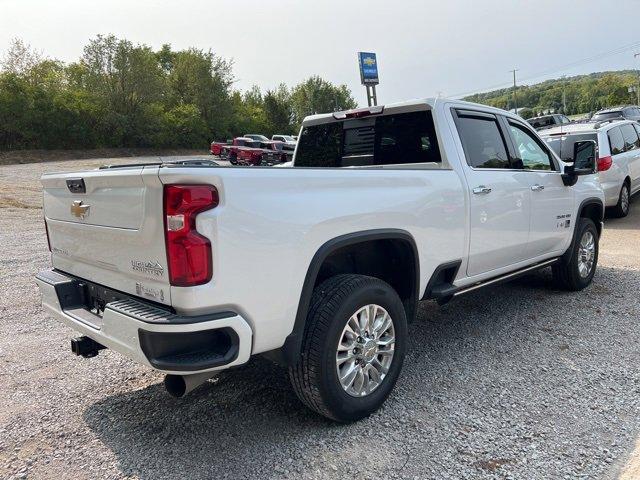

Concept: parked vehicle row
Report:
left=37, top=98, right=604, bottom=422
left=210, top=133, right=296, bottom=165
left=528, top=105, right=640, bottom=132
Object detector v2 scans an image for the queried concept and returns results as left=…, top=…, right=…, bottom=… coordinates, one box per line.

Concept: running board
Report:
left=431, top=258, right=560, bottom=303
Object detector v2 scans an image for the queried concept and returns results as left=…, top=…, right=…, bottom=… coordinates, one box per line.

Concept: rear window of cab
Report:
left=294, top=111, right=442, bottom=167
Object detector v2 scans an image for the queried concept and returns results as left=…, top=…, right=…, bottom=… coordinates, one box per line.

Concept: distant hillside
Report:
left=462, top=70, right=640, bottom=118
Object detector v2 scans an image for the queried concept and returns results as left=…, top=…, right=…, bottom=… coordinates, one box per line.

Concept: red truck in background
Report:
left=221, top=137, right=261, bottom=165
left=210, top=140, right=230, bottom=156
left=217, top=137, right=290, bottom=166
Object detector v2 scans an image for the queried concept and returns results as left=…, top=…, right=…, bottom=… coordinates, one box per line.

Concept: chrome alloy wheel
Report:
left=621, top=184, right=630, bottom=214
left=335, top=304, right=395, bottom=397
left=577, top=230, right=596, bottom=278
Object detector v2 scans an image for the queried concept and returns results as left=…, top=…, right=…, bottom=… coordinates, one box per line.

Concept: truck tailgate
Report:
left=41, top=165, right=171, bottom=306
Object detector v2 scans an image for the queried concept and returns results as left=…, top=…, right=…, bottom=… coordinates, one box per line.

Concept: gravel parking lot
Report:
left=1, top=156, right=639, bottom=479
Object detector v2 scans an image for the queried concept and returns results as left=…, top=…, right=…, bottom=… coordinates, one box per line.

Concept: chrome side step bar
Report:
left=452, top=258, right=559, bottom=297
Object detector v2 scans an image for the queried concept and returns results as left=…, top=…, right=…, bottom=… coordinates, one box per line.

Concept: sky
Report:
left=2, top=0, right=640, bottom=106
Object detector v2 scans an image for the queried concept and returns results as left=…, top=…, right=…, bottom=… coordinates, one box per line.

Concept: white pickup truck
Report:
left=36, top=99, right=605, bottom=422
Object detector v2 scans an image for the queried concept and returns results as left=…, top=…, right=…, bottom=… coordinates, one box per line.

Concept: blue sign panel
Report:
left=358, top=52, right=379, bottom=85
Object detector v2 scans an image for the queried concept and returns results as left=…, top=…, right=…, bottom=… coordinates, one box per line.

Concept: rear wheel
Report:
left=289, top=274, right=407, bottom=422
left=229, top=153, right=238, bottom=165
left=611, top=182, right=630, bottom=218
left=552, top=217, right=599, bottom=291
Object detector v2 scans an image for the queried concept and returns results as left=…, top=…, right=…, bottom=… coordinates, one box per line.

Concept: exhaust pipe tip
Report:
left=164, top=372, right=216, bottom=398
left=164, top=375, right=188, bottom=398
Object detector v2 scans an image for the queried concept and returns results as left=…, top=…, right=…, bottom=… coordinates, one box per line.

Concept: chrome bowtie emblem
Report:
left=70, top=200, right=90, bottom=219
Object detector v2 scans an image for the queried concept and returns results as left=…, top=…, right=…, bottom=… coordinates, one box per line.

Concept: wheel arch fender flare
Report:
left=562, top=197, right=604, bottom=264
left=275, top=228, right=420, bottom=366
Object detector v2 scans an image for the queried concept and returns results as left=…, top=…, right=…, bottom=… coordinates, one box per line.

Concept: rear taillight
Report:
left=597, top=155, right=612, bottom=171
left=163, top=185, right=218, bottom=287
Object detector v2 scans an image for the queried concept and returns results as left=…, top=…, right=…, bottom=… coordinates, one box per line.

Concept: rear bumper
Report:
left=35, top=269, right=252, bottom=374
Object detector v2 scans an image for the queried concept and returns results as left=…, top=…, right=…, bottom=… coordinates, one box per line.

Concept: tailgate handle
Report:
left=66, top=178, right=86, bottom=194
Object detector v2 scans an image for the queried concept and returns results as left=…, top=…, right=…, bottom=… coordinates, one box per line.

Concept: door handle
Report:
left=472, top=185, right=492, bottom=195
left=531, top=184, right=545, bottom=192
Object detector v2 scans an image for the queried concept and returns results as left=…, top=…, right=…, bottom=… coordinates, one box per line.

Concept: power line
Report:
left=518, top=40, right=640, bottom=83
left=449, top=40, right=640, bottom=99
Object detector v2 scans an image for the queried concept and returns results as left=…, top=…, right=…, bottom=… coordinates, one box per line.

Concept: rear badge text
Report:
left=131, top=260, right=164, bottom=277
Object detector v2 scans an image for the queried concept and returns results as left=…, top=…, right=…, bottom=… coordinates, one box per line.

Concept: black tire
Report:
left=611, top=182, right=630, bottom=218
left=288, top=274, right=407, bottom=422
left=552, top=217, right=599, bottom=291
left=229, top=153, right=238, bottom=165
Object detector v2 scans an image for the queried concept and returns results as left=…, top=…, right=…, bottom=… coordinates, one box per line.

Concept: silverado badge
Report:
left=70, top=200, right=90, bottom=219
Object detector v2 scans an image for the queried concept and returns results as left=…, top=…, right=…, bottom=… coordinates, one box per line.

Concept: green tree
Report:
left=263, top=84, right=293, bottom=134
left=165, top=46, right=234, bottom=138
left=81, top=34, right=165, bottom=146
left=290, top=76, right=357, bottom=126
left=0, top=36, right=361, bottom=150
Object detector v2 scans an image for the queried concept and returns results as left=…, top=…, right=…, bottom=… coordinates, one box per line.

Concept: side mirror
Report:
left=562, top=140, right=597, bottom=186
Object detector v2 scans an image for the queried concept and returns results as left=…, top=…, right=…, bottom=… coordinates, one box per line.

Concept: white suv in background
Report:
left=541, top=119, right=640, bottom=217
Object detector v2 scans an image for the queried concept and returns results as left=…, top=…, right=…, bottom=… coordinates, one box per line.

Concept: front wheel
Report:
left=552, top=217, right=599, bottom=291
left=289, top=274, right=407, bottom=422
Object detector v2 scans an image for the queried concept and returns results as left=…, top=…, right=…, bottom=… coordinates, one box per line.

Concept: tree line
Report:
left=464, top=71, right=640, bottom=119
left=0, top=36, right=358, bottom=150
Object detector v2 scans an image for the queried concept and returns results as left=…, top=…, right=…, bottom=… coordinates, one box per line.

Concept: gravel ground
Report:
left=0, top=156, right=639, bottom=479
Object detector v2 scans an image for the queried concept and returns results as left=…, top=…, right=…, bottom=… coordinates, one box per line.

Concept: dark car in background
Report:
left=592, top=105, right=640, bottom=123
left=527, top=114, right=571, bottom=130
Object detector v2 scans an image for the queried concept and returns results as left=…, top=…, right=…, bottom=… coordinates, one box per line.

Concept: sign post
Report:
left=358, top=52, right=379, bottom=107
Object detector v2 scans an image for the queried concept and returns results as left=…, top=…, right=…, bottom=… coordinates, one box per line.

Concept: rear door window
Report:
left=620, top=123, right=640, bottom=151
left=454, top=111, right=510, bottom=169
left=294, top=111, right=441, bottom=168
left=608, top=127, right=625, bottom=155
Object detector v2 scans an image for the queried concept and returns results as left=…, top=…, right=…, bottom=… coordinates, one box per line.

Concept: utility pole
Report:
left=562, top=75, right=567, bottom=114
left=509, top=69, right=519, bottom=113
left=634, top=53, right=640, bottom=105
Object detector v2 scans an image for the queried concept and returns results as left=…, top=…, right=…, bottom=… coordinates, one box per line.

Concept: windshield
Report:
left=592, top=111, right=623, bottom=121
left=543, top=133, right=598, bottom=163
